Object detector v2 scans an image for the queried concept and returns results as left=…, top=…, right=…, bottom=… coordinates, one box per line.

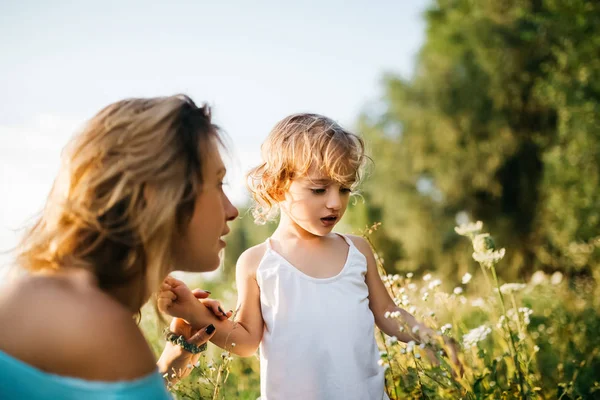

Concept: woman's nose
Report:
left=224, top=194, right=239, bottom=221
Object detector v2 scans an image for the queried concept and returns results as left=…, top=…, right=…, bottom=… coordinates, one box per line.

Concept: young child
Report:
left=160, top=113, right=459, bottom=399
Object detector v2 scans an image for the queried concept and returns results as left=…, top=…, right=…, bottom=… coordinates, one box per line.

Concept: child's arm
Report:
left=161, top=245, right=266, bottom=357
left=350, top=236, right=448, bottom=343
left=350, top=235, right=462, bottom=371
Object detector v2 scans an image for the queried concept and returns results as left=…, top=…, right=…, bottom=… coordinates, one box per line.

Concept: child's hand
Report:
left=158, top=276, right=232, bottom=322
left=444, top=337, right=464, bottom=377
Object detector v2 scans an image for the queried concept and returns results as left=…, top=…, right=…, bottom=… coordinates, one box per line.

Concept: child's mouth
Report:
left=320, top=216, right=338, bottom=226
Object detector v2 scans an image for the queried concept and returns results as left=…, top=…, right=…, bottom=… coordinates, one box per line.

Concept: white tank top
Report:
left=256, top=234, right=388, bottom=400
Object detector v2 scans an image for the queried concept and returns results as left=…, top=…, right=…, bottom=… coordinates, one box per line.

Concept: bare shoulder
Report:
left=0, top=271, right=156, bottom=381
left=236, top=242, right=268, bottom=277
left=345, top=234, right=374, bottom=257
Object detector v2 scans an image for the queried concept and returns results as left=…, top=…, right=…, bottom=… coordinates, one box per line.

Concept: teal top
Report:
left=0, top=350, right=171, bottom=399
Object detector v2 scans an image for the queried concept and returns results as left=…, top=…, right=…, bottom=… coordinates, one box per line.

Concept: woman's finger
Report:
left=192, top=288, right=211, bottom=299
left=200, top=299, right=228, bottom=319
left=188, top=324, right=216, bottom=345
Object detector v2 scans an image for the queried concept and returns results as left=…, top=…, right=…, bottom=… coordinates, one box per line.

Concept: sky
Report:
left=0, top=0, right=429, bottom=270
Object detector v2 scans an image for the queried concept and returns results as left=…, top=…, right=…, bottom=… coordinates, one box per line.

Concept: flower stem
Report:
left=490, top=265, right=526, bottom=399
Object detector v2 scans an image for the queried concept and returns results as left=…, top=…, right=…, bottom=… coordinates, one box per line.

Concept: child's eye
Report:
left=311, top=188, right=326, bottom=195
left=340, top=187, right=352, bottom=194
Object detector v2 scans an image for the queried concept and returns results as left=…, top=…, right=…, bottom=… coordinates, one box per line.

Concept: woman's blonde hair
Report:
left=247, top=113, right=366, bottom=224
left=17, top=95, right=220, bottom=307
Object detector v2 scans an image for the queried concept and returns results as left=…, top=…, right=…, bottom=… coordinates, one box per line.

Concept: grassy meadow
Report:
left=141, top=221, right=600, bottom=399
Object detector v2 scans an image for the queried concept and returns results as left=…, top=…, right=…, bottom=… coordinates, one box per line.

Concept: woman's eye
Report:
left=311, top=188, right=326, bottom=195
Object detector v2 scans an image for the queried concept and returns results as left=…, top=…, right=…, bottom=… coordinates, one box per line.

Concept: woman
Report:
left=0, top=95, right=239, bottom=399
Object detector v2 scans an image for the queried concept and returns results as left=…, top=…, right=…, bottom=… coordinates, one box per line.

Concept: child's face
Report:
left=279, top=168, right=352, bottom=236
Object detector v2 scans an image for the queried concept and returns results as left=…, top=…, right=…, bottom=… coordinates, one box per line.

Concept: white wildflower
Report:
left=423, top=273, right=432, bottom=282
left=462, top=272, right=473, bottom=284
left=408, top=306, right=417, bottom=314
left=406, top=340, right=416, bottom=352
left=441, top=323, right=452, bottom=334
left=406, top=272, right=414, bottom=279
left=453, top=287, right=463, bottom=295
left=194, top=361, right=201, bottom=368
left=519, top=307, right=533, bottom=325
left=551, top=271, right=563, bottom=285
left=408, top=283, right=418, bottom=291
left=530, top=271, right=547, bottom=286
left=471, top=297, right=486, bottom=308
left=422, top=292, right=429, bottom=301
left=472, top=248, right=506, bottom=267
left=473, top=233, right=495, bottom=253
left=414, top=353, right=421, bottom=359
left=412, top=326, right=420, bottom=334
left=384, top=311, right=391, bottom=319
left=497, top=315, right=506, bottom=329
left=533, top=345, right=540, bottom=353
left=454, top=221, right=483, bottom=236
left=428, top=279, right=442, bottom=290
left=463, top=325, right=492, bottom=348
left=499, top=283, right=527, bottom=294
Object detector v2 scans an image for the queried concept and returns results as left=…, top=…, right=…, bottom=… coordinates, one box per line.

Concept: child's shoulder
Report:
left=342, top=234, right=372, bottom=254
left=236, top=242, right=269, bottom=276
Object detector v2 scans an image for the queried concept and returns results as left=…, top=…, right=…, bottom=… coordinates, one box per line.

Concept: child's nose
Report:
left=326, top=191, right=342, bottom=210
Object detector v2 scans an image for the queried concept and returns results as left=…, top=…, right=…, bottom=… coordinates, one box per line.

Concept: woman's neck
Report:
left=106, top=279, right=149, bottom=315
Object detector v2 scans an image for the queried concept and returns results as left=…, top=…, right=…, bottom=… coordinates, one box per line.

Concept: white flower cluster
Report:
left=384, top=310, right=402, bottom=319
left=499, top=283, right=527, bottom=294
left=463, top=325, right=492, bottom=348
left=440, top=323, right=453, bottom=335
left=472, top=248, right=506, bottom=268
left=519, top=307, right=533, bottom=325
left=428, top=279, right=442, bottom=290
left=454, top=221, right=483, bottom=236
left=462, top=272, right=473, bottom=284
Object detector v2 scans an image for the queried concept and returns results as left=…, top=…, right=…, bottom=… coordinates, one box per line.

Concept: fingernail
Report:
left=205, top=324, right=216, bottom=334
left=218, top=306, right=227, bottom=317
left=204, top=291, right=211, bottom=295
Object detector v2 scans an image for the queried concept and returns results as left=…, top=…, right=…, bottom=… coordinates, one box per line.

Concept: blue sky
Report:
left=0, top=0, right=429, bottom=268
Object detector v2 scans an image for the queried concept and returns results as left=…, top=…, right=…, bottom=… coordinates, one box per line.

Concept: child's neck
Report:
left=273, top=213, right=330, bottom=243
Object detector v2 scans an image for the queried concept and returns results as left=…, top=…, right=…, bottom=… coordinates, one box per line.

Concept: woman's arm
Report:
left=162, top=245, right=266, bottom=357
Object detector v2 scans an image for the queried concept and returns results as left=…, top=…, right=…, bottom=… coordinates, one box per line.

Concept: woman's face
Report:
left=176, top=139, right=238, bottom=272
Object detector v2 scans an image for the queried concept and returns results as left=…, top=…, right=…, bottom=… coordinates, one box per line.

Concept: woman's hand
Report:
left=158, top=276, right=232, bottom=323
left=156, top=317, right=215, bottom=384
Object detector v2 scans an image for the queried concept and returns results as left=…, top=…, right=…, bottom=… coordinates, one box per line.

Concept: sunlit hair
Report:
left=247, top=113, right=366, bottom=224
left=16, top=95, right=221, bottom=308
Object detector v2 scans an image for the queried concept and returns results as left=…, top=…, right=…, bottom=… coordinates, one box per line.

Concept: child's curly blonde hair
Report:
left=247, top=113, right=367, bottom=224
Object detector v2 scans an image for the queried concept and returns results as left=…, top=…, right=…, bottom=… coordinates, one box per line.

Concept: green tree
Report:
left=358, top=0, right=600, bottom=278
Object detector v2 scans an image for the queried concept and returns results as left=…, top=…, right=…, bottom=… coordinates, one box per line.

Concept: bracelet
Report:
left=164, top=330, right=207, bottom=354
